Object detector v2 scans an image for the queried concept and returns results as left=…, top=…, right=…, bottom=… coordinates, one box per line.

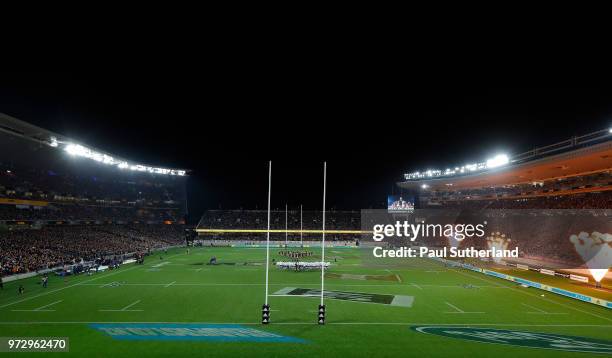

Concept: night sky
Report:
left=1, top=72, right=611, bottom=222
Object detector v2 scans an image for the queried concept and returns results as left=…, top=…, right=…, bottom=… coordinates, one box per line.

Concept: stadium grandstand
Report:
left=1, top=110, right=610, bottom=357
left=0, top=113, right=187, bottom=276
left=196, top=209, right=361, bottom=243
left=396, top=128, right=611, bottom=280
left=399, top=128, right=612, bottom=210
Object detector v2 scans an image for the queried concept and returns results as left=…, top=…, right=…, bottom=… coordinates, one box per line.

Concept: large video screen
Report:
left=387, top=195, right=414, bottom=212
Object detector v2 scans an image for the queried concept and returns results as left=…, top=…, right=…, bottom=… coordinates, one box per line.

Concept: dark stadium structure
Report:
left=395, top=128, right=612, bottom=284
left=399, top=128, right=612, bottom=209
left=196, top=209, right=361, bottom=242
left=0, top=113, right=188, bottom=276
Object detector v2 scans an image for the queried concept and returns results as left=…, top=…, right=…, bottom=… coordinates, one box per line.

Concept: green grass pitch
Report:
left=0, top=246, right=610, bottom=357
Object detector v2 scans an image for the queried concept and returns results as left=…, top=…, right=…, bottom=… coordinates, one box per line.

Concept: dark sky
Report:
left=1, top=72, right=611, bottom=221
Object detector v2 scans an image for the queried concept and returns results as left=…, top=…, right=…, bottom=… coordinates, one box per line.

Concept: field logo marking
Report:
left=90, top=323, right=306, bottom=342
left=271, top=288, right=413, bottom=307
left=412, top=327, right=612, bottom=354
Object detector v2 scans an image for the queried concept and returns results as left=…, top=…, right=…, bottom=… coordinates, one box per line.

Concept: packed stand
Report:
left=0, top=225, right=185, bottom=275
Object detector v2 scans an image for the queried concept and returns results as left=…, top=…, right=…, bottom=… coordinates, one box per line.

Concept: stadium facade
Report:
left=0, top=113, right=188, bottom=277
left=398, top=128, right=612, bottom=208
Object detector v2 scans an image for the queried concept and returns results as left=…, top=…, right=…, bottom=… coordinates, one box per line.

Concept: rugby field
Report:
left=0, top=247, right=611, bottom=357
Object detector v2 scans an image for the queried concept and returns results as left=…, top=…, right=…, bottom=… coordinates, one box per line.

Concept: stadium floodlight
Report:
left=421, top=184, right=429, bottom=189
left=62, top=142, right=186, bottom=176
left=590, top=268, right=608, bottom=283
left=486, top=154, right=509, bottom=169
left=609, top=128, right=612, bottom=133
left=65, top=143, right=85, bottom=156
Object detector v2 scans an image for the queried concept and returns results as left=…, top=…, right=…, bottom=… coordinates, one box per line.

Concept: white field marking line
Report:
left=165, top=281, right=176, bottom=288
left=0, top=265, right=141, bottom=309
left=418, top=284, right=508, bottom=289
left=269, top=294, right=320, bottom=297
left=75, top=282, right=504, bottom=288
left=99, top=300, right=143, bottom=312
left=151, top=261, right=172, bottom=268
left=0, top=250, right=188, bottom=309
left=450, top=268, right=612, bottom=323
left=522, top=303, right=568, bottom=315
left=443, top=301, right=484, bottom=314
left=522, top=303, right=546, bottom=313
left=0, top=321, right=610, bottom=327
left=445, top=301, right=464, bottom=313
left=411, top=283, right=423, bottom=290
left=12, top=300, right=63, bottom=312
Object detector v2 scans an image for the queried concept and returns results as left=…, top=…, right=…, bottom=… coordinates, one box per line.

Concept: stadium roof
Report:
left=398, top=130, right=612, bottom=191
left=0, top=112, right=188, bottom=176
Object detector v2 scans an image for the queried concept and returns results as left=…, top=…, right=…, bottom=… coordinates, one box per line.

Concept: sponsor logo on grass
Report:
left=91, top=324, right=305, bottom=342
left=412, top=327, right=612, bottom=354
left=273, top=287, right=413, bottom=307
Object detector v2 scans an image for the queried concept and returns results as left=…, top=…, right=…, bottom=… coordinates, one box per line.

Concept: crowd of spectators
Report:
left=197, top=210, right=361, bottom=242
left=484, top=191, right=612, bottom=209
left=419, top=188, right=611, bottom=265
left=423, top=171, right=611, bottom=203
left=0, top=203, right=181, bottom=222
left=198, top=210, right=360, bottom=231
left=0, top=225, right=185, bottom=275
left=0, top=161, right=185, bottom=212
left=423, top=190, right=612, bottom=210
left=0, top=134, right=191, bottom=277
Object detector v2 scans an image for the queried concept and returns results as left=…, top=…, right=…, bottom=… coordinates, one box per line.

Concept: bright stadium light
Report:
left=421, top=184, right=429, bottom=189
left=62, top=142, right=186, bottom=176
left=64, top=143, right=85, bottom=156
left=486, top=154, right=509, bottom=169
left=590, top=268, right=608, bottom=283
